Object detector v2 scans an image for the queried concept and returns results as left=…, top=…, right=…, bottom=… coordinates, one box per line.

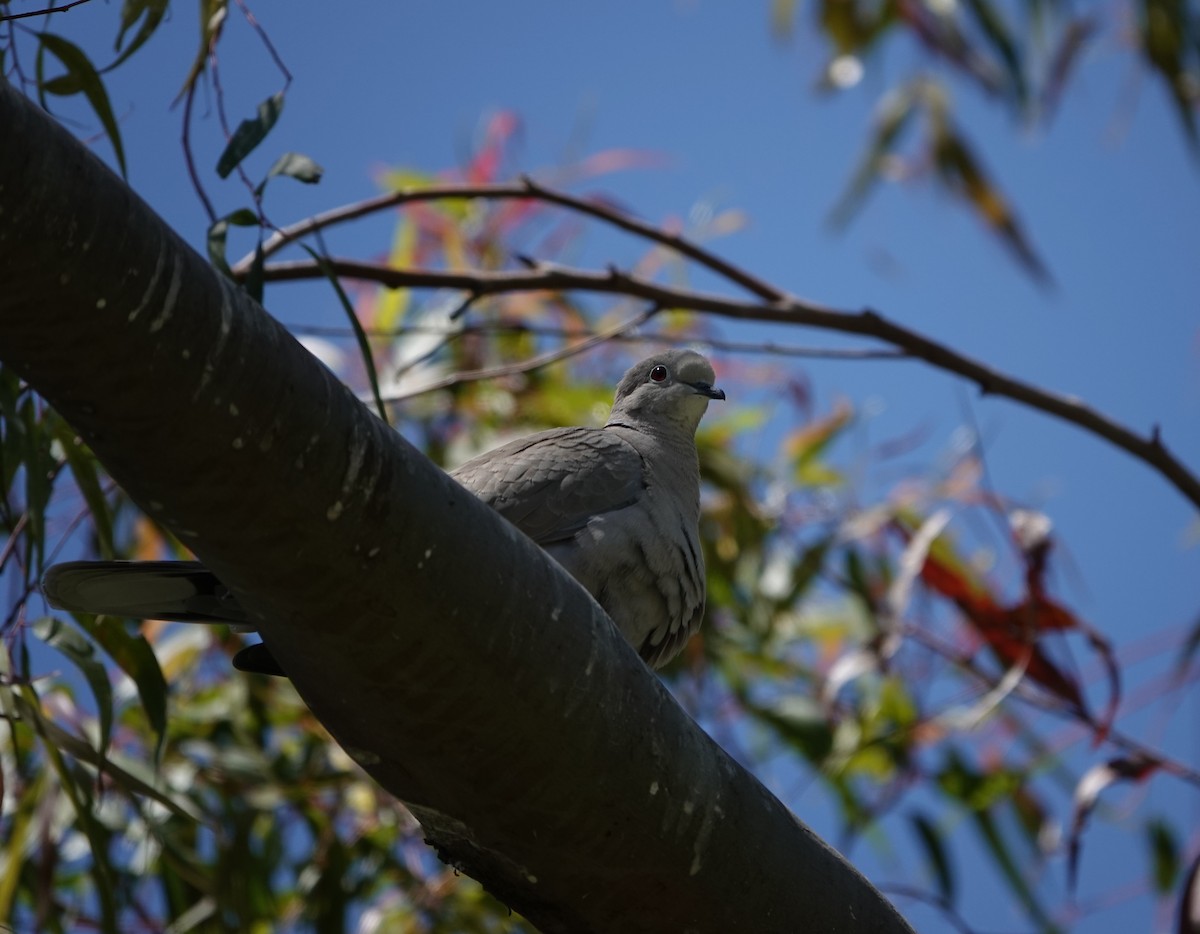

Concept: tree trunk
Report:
left=0, top=77, right=913, bottom=933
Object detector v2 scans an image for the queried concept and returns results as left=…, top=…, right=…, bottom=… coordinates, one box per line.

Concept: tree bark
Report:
left=0, top=77, right=913, bottom=933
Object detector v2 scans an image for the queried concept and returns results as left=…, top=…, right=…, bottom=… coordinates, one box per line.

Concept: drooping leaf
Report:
left=109, top=0, right=170, bottom=71
left=38, top=714, right=203, bottom=822
left=910, top=811, right=956, bottom=901
left=207, top=207, right=260, bottom=276
left=76, top=615, right=168, bottom=761
left=465, top=110, right=520, bottom=184
left=828, top=81, right=922, bottom=229
left=18, top=392, right=56, bottom=571
left=786, top=400, right=853, bottom=486
left=930, top=119, right=1053, bottom=286
left=299, top=244, right=390, bottom=424
left=216, top=92, right=285, bottom=179
left=1042, top=17, right=1099, bottom=118
left=963, top=0, right=1028, bottom=106
left=938, top=752, right=1057, bottom=930
left=176, top=0, right=228, bottom=103
left=1146, top=817, right=1181, bottom=894
left=256, top=151, right=324, bottom=197
left=36, top=33, right=128, bottom=178
left=32, top=615, right=114, bottom=757
left=1139, top=0, right=1200, bottom=153
left=53, top=423, right=114, bottom=559
left=16, top=686, right=120, bottom=932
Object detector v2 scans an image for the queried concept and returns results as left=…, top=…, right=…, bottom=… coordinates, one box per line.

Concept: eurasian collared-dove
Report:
left=43, top=349, right=724, bottom=674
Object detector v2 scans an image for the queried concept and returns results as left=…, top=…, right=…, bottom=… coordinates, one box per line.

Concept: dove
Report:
left=43, top=350, right=725, bottom=675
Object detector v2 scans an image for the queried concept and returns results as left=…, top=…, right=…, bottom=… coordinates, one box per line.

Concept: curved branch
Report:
left=235, top=177, right=783, bottom=301
left=254, top=256, right=1200, bottom=512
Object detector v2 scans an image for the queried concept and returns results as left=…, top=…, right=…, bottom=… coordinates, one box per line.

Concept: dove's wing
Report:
left=451, top=426, right=645, bottom=546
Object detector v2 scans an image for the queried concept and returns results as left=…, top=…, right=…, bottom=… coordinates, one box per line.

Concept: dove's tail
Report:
left=43, top=561, right=284, bottom=675
left=42, top=560, right=249, bottom=625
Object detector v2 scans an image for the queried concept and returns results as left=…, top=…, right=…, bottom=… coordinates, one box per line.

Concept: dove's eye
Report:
left=649, top=365, right=669, bottom=382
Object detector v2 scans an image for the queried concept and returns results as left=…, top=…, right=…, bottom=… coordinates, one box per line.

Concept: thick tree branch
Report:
left=255, top=256, right=1200, bottom=512
left=0, top=77, right=913, bottom=933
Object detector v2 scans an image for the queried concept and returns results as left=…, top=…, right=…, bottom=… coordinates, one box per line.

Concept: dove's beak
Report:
left=690, top=381, right=726, bottom=401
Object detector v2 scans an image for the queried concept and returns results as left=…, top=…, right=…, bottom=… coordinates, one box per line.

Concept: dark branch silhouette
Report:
left=246, top=252, right=1200, bottom=512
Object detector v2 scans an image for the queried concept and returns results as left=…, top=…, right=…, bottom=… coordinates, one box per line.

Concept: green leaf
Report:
left=16, top=686, right=119, bottom=932
left=77, top=615, right=169, bottom=761
left=939, top=752, right=1059, bottom=931
left=299, top=244, right=390, bottom=425
left=963, top=0, right=1027, bottom=106
left=32, top=615, right=114, bottom=756
left=176, top=0, right=228, bottom=103
left=910, top=811, right=956, bottom=901
left=0, top=766, right=40, bottom=923
left=828, top=81, right=921, bottom=229
left=207, top=207, right=260, bottom=276
left=1140, top=0, right=1200, bottom=153
left=931, top=119, right=1053, bottom=287
left=216, top=92, right=285, bottom=178
left=19, top=394, right=55, bottom=570
left=110, top=0, right=170, bottom=71
left=38, top=714, right=204, bottom=823
left=256, top=151, right=325, bottom=197
left=1146, top=817, right=1180, bottom=893
left=53, top=423, right=114, bottom=559
left=36, top=33, right=128, bottom=178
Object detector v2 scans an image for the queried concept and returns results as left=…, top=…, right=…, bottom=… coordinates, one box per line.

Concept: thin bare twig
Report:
left=0, top=0, right=92, bottom=22
left=286, top=321, right=907, bottom=361
left=385, top=304, right=662, bottom=402
left=232, top=178, right=784, bottom=301
left=250, top=255, right=1200, bottom=511
left=181, top=77, right=217, bottom=225
left=231, top=0, right=292, bottom=87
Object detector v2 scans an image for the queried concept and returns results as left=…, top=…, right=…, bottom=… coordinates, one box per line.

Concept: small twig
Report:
left=0, top=513, right=28, bottom=574
left=232, top=179, right=784, bottom=301
left=0, top=0, right=93, bottom=23
left=181, top=78, right=217, bottom=225
left=385, top=304, right=661, bottom=402
left=878, top=885, right=1001, bottom=934
left=231, top=0, right=291, bottom=88
left=285, top=320, right=906, bottom=361
left=250, top=255, right=1200, bottom=512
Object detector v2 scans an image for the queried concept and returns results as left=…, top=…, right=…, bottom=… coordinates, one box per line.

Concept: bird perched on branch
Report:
left=43, top=349, right=725, bottom=675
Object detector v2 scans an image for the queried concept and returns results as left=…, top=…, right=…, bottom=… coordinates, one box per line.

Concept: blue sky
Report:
left=26, top=1, right=1200, bottom=931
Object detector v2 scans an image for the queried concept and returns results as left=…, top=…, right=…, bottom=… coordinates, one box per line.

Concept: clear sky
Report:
left=28, top=2, right=1200, bottom=931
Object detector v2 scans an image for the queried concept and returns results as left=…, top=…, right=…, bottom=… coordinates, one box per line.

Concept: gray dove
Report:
left=43, top=349, right=725, bottom=675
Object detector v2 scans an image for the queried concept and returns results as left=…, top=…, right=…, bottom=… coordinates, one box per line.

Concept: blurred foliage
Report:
left=1, top=2, right=1198, bottom=932
left=773, top=0, right=1200, bottom=283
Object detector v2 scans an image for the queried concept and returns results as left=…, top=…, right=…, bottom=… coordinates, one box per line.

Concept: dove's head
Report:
left=607, top=350, right=725, bottom=434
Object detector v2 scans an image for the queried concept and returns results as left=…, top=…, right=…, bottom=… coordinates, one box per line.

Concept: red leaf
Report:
left=465, top=111, right=521, bottom=184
